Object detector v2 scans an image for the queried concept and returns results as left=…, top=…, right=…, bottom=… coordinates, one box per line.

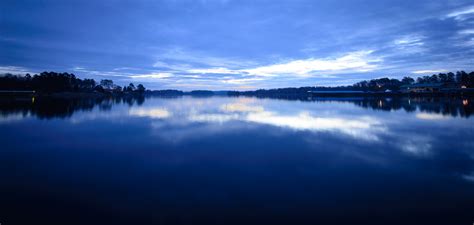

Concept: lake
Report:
left=0, top=96, right=473, bottom=225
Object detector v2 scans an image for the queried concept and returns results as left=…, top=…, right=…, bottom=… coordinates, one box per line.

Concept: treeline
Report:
left=352, top=71, right=474, bottom=92
left=0, top=71, right=146, bottom=94
left=229, top=71, right=474, bottom=96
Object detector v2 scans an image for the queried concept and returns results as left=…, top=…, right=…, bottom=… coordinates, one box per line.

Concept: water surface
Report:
left=0, top=96, right=473, bottom=225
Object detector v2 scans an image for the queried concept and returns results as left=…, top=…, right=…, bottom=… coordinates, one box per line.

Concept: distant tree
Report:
left=114, top=86, right=122, bottom=92
left=136, top=84, right=146, bottom=93
left=100, top=79, right=114, bottom=89
left=82, top=79, right=96, bottom=90
left=416, top=76, right=431, bottom=84
left=438, top=73, right=448, bottom=83
left=402, top=77, right=415, bottom=85
left=460, top=71, right=469, bottom=86
left=94, top=85, right=104, bottom=93
left=456, top=71, right=464, bottom=84
left=127, top=83, right=136, bottom=91
left=429, top=74, right=439, bottom=83
left=469, top=72, right=474, bottom=88
left=447, top=72, right=455, bottom=83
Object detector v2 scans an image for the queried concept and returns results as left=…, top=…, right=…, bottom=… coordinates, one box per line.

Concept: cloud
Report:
left=128, top=49, right=383, bottom=90
left=129, top=73, right=173, bottom=79
left=446, top=5, right=474, bottom=20
left=394, top=35, right=424, bottom=46
left=243, top=51, right=381, bottom=77
left=72, top=67, right=130, bottom=77
left=0, top=66, right=35, bottom=74
left=220, top=77, right=265, bottom=85
left=393, top=35, right=426, bottom=54
left=187, top=67, right=239, bottom=74
left=458, top=29, right=474, bottom=35
left=465, top=38, right=474, bottom=47
left=412, top=69, right=447, bottom=74
left=156, top=49, right=380, bottom=79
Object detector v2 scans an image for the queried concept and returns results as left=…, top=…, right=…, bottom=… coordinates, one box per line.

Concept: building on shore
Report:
left=400, top=83, right=446, bottom=93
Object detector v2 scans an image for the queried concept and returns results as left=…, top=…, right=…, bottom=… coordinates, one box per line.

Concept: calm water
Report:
left=0, top=96, right=473, bottom=225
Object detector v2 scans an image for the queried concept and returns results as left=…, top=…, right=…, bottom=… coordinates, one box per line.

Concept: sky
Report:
left=1, top=0, right=474, bottom=90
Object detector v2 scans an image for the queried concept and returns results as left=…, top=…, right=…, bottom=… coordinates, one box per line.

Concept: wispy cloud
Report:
left=393, top=35, right=426, bottom=54
left=458, top=29, right=474, bottom=35
left=412, top=69, right=447, bottom=74
left=446, top=5, right=474, bottom=20
left=394, top=36, right=424, bottom=46
left=187, top=67, right=240, bottom=74
left=0, top=66, right=35, bottom=74
left=130, top=73, right=173, bottom=79
left=72, top=67, right=130, bottom=77
left=220, top=77, right=265, bottom=85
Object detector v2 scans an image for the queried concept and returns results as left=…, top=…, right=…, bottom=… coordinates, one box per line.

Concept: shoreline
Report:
left=1, top=89, right=474, bottom=100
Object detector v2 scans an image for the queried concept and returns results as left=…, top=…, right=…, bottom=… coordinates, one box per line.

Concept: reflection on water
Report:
left=0, top=96, right=474, bottom=225
left=1, top=96, right=472, bottom=121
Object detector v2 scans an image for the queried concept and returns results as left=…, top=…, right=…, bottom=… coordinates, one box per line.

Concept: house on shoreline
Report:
left=400, top=83, right=445, bottom=93
left=400, top=83, right=474, bottom=94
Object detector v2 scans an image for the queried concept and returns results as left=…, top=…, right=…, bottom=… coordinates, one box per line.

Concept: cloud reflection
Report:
left=416, top=113, right=449, bottom=120
left=245, top=111, right=385, bottom=141
left=189, top=113, right=239, bottom=123
left=0, top=113, right=29, bottom=123
left=220, top=103, right=264, bottom=113
left=129, top=108, right=171, bottom=119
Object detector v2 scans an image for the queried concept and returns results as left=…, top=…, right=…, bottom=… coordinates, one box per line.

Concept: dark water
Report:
left=0, top=96, right=473, bottom=225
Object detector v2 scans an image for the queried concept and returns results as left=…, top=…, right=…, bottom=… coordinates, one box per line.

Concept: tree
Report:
left=469, top=72, right=474, bottom=88
left=402, top=77, right=415, bottom=85
left=438, top=73, right=448, bottom=83
left=100, top=79, right=114, bottom=89
left=417, top=77, right=425, bottom=84
left=429, top=74, right=439, bottom=83
left=114, top=86, right=122, bottom=93
left=127, top=83, right=136, bottom=91
left=94, top=85, right=104, bottom=92
left=447, top=72, right=455, bottom=83
left=136, top=84, right=146, bottom=93
left=460, top=71, right=469, bottom=86
left=82, top=79, right=96, bottom=89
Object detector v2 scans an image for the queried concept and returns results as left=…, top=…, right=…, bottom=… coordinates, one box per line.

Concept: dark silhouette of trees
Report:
left=402, top=77, right=415, bottom=85
left=0, top=71, right=146, bottom=95
left=457, top=71, right=469, bottom=87
left=137, top=84, right=145, bottom=93
left=100, top=79, right=114, bottom=90
left=81, top=79, right=96, bottom=90
left=353, top=77, right=402, bottom=91
left=125, top=83, right=136, bottom=92
left=353, top=71, right=474, bottom=92
left=2, top=70, right=473, bottom=97
left=229, top=70, right=474, bottom=97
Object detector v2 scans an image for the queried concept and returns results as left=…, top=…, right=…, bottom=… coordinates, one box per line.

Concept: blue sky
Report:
left=1, top=0, right=474, bottom=90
